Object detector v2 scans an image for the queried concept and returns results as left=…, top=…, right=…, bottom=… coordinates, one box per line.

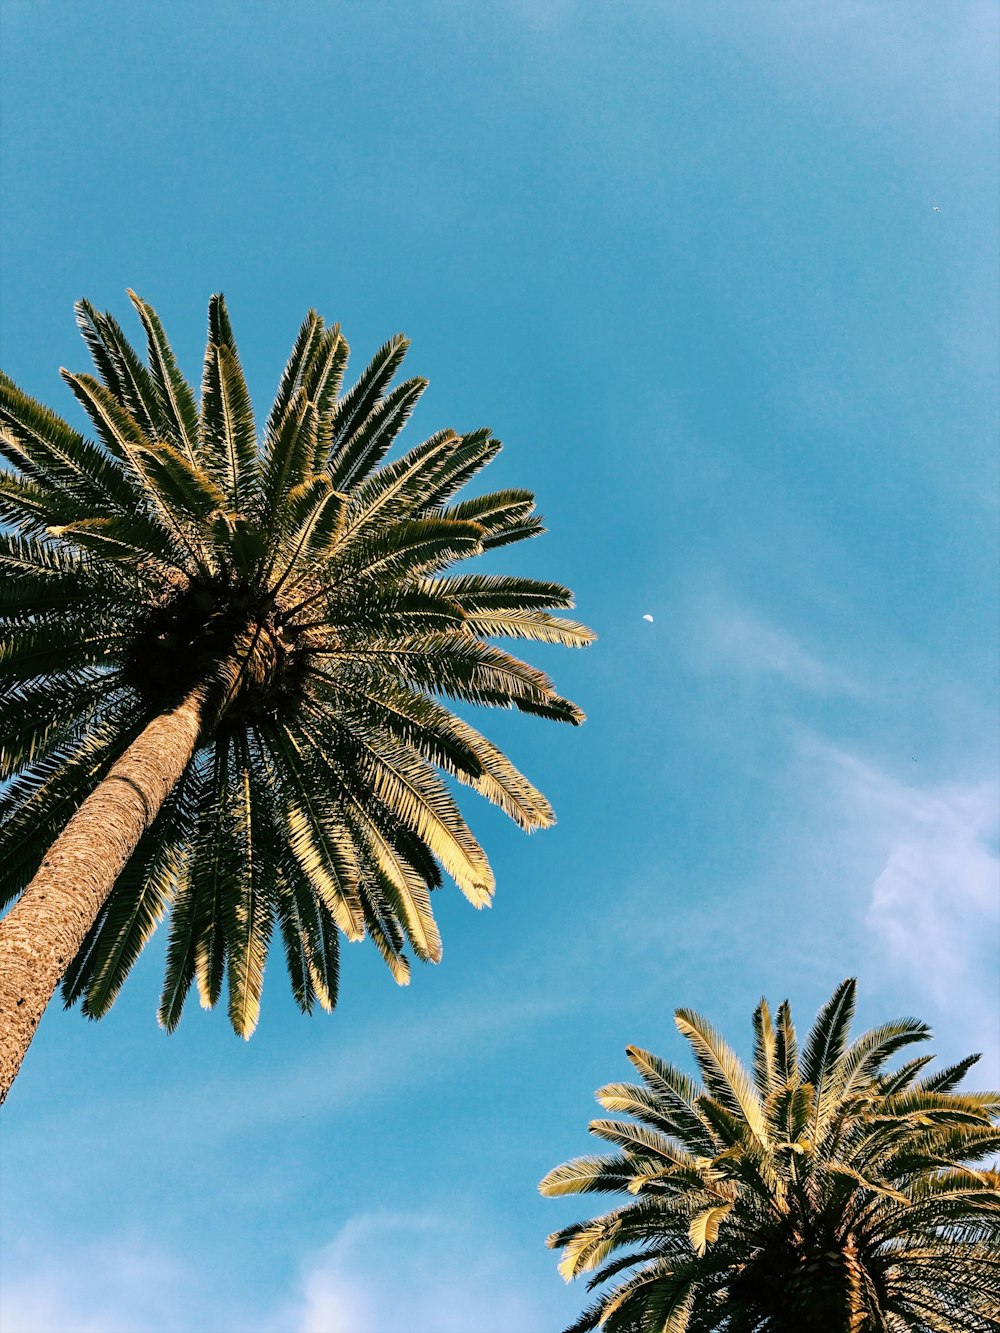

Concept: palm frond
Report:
left=327, top=376, right=426, bottom=490
left=624, top=1046, right=720, bottom=1156
left=802, top=977, right=857, bottom=1087
left=74, top=301, right=168, bottom=438
left=436, top=489, right=544, bottom=549
left=0, top=369, right=142, bottom=515
left=346, top=724, right=494, bottom=906
left=326, top=334, right=409, bottom=471
left=0, top=667, right=119, bottom=778
left=73, top=768, right=198, bottom=1017
left=221, top=732, right=275, bottom=1038
left=674, top=1009, right=767, bottom=1146
left=264, top=310, right=324, bottom=438
left=126, top=290, right=201, bottom=462
left=188, top=741, right=235, bottom=1012
left=343, top=429, right=466, bottom=534
left=267, top=723, right=364, bottom=940
left=414, top=427, right=502, bottom=510
left=775, top=999, right=799, bottom=1085
left=199, top=333, right=259, bottom=513
left=259, top=388, right=317, bottom=532
left=752, top=998, right=778, bottom=1101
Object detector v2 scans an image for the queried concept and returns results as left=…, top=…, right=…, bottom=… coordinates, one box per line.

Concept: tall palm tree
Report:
left=541, top=979, right=1000, bottom=1332
left=0, top=291, right=593, bottom=1100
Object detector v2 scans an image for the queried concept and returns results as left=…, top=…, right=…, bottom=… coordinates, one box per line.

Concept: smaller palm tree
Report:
left=540, top=979, right=1000, bottom=1333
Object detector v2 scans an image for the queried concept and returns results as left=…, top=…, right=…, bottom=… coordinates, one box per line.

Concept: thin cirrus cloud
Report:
left=281, top=1212, right=545, bottom=1333
left=683, top=592, right=862, bottom=697
left=0, top=1214, right=547, bottom=1333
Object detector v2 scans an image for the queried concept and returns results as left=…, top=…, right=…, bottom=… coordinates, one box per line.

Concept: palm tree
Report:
left=0, top=291, right=593, bottom=1100
left=540, top=979, right=1000, bottom=1332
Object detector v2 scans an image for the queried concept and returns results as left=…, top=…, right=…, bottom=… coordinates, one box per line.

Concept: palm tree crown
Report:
left=0, top=291, right=592, bottom=1038
left=540, top=979, right=1000, bottom=1333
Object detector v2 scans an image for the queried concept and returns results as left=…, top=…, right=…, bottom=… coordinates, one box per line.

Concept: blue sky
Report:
left=1, top=3, right=997, bottom=1330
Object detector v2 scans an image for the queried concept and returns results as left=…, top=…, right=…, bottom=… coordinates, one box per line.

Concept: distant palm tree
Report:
left=541, top=979, right=1000, bottom=1332
left=0, top=292, right=593, bottom=1099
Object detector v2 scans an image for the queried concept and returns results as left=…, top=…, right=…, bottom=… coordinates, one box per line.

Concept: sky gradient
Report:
left=1, top=3, right=998, bottom=1330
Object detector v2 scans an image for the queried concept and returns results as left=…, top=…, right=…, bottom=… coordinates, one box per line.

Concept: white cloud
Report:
left=280, top=1212, right=544, bottom=1333
left=0, top=1213, right=547, bottom=1333
left=685, top=593, right=860, bottom=696
left=864, top=780, right=997, bottom=1004
left=0, top=1240, right=193, bottom=1333
left=805, top=742, right=999, bottom=1064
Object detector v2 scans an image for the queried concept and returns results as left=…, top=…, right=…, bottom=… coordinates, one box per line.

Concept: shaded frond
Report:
left=200, top=331, right=259, bottom=513
left=126, top=289, right=201, bottom=462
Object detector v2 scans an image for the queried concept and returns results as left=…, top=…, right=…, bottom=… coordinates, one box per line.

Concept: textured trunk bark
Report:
left=0, top=688, right=205, bottom=1103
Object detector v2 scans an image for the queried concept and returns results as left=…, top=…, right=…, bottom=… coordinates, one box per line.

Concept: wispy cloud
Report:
left=278, top=1211, right=545, bottom=1333
left=684, top=592, right=861, bottom=696
left=801, top=741, right=999, bottom=1066
left=1, top=1212, right=549, bottom=1333
left=0, top=1239, right=196, bottom=1333
left=183, top=990, right=568, bottom=1137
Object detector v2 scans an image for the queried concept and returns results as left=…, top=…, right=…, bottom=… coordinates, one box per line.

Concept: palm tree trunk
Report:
left=0, top=687, right=205, bottom=1103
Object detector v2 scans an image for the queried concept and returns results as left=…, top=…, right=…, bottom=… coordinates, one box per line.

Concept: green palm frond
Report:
left=125, top=289, right=201, bottom=461
left=344, top=428, right=468, bottom=533
left=326, top=334, right=409, bottom=469
left=751, top=997, right=779, bottom=1102
left=69, top=767, right=200, bottom=1018
left=543, top=981, right=999, bottom=1333
left=350, top=727, right=494, bottom=906
left=817, top=1018, right=932, bottom=1139
left=265, top=312, right=321, bottom=436
left=155, top=745, right=232, bottom=1028
left=157, top=869, right=207, bottom=1033
left=73, top=301, right=166, bottom=437
left=0, top=668, right=117, bottom=775
left=0, top=370, right=142, bottom=516
left=1, top=291, right=590, bottom=1039
left=326, top=375, right=426, bottom=490
left=919, top=1054, right=983, bottom=1094
left=266, top=722, right=363, bottom=940
left=200, top=339, right=259, bottom=513
left=774, top=997, right=799, bottom=1086
left=802, top=976, right=857, bottom=1088
left=624, top=1046, right=720, bottom=1157
left=437, top=490, right=545, bottom=549
left=416, top=427, right=502, bottom=510
left=0, top=469, right=95, bottom=536
left=300, top=324, right=347, bottom=429
left=540, top=1155, right=644, bottom=1198
left=221, top=730, right=276, bottom=1038
left=674, top=1009, right=767, bottom=1146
